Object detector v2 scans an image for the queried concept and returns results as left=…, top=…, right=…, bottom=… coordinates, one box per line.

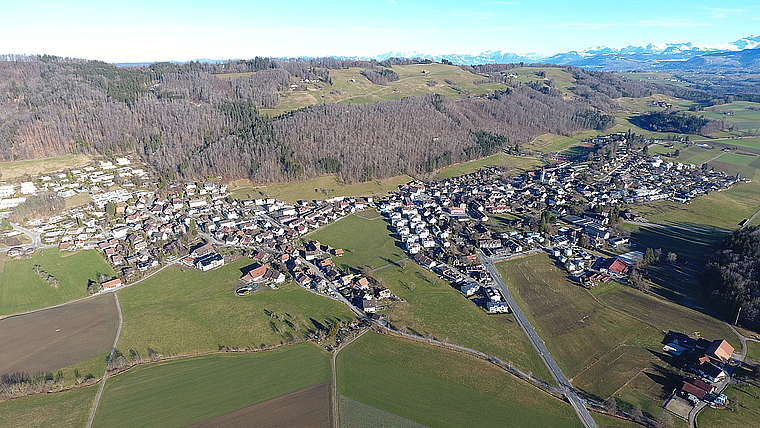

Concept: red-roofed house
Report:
left=240, top=264, right=270, bottom=283
left=101, top=278, right=123, bottom=290
left=598, top=257, right=630, bottom=275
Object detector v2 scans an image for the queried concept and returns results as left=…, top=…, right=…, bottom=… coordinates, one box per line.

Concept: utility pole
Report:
left=735, top=305, right=742, bottom=326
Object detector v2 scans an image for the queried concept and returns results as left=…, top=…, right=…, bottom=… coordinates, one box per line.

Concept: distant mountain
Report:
left=111, top=35, right=760, bottom=73
left=361, top=35, right=760, bottom=72
left=676, top=48, right=760, bottom=71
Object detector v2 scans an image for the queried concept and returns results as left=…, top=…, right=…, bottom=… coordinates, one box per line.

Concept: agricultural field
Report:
left=93, top=343, right=330, bottom=428
left=190, top=382, right=331, bottom=428
left=618, top=72, right=693, bottom=88
left=0, top=383, right=98, bottom=428
left=228, top=174, right=411, bottom=204
left=497, top=253, right=737, bottom=425
left=633, top=176, right=760, bottom=230
left=339, top=395, right=432, bottom=428
left=497, top=254, right=650, bottom=379
left=116, top=258, right=356, bottom=356
left=312, top=214, right=550, bottom=380
left=0, top=154, right=92, bottom=180
left=337, top=332, right=582, bottom=428
left=259, top=63, right=509, bottom=116
left=592, top=284, right=738, bottom=350
left=627, top=225, right=728, bottom=262
left=699, top=102, right=760, bottom=134
left=0, top=293, right=118, bottom=376
left=0, top=249, right=115, bottom=316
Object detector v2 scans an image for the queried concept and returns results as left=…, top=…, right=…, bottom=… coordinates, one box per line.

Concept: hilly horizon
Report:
left=105, top=34, right=760, bottom=71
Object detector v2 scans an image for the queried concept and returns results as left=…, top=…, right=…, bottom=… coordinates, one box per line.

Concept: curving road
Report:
left=478, top=250, right=599, bottom=428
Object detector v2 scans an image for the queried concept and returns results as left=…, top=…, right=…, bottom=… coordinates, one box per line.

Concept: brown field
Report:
left=188, top=382, right=331, bottom=428
left=0, top=293, right=119, bottom=376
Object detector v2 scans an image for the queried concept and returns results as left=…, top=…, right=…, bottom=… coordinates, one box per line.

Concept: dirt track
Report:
left=0, top=293, right=119, bottom=376
left=187, top=381, right=331, bottom=428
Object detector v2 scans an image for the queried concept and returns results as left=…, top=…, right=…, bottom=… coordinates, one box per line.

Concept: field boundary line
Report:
left=332, top=328, right=368, bottom=428
left=86, top=292, right=123, bottom=428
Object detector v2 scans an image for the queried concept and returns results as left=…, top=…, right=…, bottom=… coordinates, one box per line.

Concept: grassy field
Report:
left=747, top=341, right=760, bottom=363
left=259, top=64, right=509, bottom=116
left=0, top=293, right=118, bottom=377
left=339, top=395, right=432, bottom=428
left=117, top=258, right=357, bottom=356
left=677, top=146, right=722, bottom=165
left=93, top=343, right=330, bottom=428
left=497, top=253, right=736, bottom=418
left=0, top=249, right=115, bottom=316
left=627, top=225, right=728, bottom=262
left=506, top=66, right=577, bottom=98
left=228, top=174, right=411, bottom=204
left=311, top=213, right=550, bottom=380
left=433, top=153, right=544, bottom=181
left=0, top=155, right=92, bottom=180
left=308, top=213, right=407, bottom=272
left=618, top=73, right=693, bottom=88
left=634, top=177, right=760, bottom=230
left=592, top=284, right=738, bottom=350
left=192, top=382, right=331, bottom=428
left=497, top=254, right=650, bottom=379
left=337, top=332, right=582, bottom=428
left=0, top=383, right=98, bottom=428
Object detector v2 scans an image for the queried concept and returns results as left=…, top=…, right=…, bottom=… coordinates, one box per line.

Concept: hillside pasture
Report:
left=261, top=64, right=510, bottom=116
left=228, top=174, right=410, bottom=204
left=0, top=293, right=118, bottom=377
left=627, top=225, right=727, bottom=262
left=337, top=332, right=582, bottom=428
left=93, top=344, right=330, bottom=428
left=0, top=249, right=115, bottom=316
left=432, top=153, right=544, bottom=181
left=593, top=284, right=738, bottom=350
left=117, top=259, right=357, bottom=356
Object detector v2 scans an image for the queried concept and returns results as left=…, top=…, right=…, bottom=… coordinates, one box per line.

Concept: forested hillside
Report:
left=0, top=55, right=713, bottom=183
left=704, top=226, right=760, bottom=331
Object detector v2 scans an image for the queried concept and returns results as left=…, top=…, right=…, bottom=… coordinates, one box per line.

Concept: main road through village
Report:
left=478, top=250, right=600, bottom=428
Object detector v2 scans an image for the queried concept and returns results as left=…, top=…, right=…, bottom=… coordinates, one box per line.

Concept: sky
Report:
left=2, top=0, right=759, bottom=63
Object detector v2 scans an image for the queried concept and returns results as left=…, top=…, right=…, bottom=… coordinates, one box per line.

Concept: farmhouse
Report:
left=101, top=278, right=123, bottom=290
left=705, top=339, right=734, bottom=363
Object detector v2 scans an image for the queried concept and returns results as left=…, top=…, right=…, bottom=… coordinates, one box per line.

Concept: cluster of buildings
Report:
left=0, top=157, right=153, bottom=212
left=663, top=332, right=734, bottom=415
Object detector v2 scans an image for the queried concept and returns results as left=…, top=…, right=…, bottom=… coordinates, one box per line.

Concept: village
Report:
left=0, top=133, right=746, bottom=421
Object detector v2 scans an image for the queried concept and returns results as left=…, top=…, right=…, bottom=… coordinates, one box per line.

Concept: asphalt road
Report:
left=478, top=250, right=599, bottom=428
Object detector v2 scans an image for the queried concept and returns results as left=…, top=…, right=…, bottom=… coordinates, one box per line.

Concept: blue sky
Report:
left=2, top=0, right=758, bottom=62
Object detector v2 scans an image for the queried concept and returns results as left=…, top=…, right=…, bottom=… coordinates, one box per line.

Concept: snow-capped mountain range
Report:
left=363, top=35, right=760, bottom=70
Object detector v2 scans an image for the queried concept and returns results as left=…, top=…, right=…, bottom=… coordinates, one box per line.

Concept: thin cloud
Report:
left=636, top=19, right=712, bottom=28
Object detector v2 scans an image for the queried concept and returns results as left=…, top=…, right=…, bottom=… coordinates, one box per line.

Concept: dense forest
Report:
left=635, top=111, right=725, bottom=135
left=704, top=227, right=760, bottom=331
left=0, top=55, right=715, bottom=183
